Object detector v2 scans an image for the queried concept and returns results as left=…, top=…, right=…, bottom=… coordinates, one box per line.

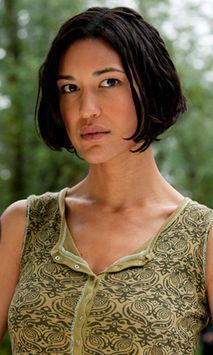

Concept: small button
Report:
left=54, top=255, right=61, bottom=261
left=74, top=264, right=80, bottom=269
left=79, top=316, right=84, bottom=321
left=76, top=339, right=80, bottom=345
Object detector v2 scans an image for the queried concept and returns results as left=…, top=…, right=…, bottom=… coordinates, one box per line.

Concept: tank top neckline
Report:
left=56, top=187, right=191, bottom=261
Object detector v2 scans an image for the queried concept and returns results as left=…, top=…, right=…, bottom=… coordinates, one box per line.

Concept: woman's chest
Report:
left=65, top=206, right=168, bottom=274
left=9, top=252, right=207, bottom=355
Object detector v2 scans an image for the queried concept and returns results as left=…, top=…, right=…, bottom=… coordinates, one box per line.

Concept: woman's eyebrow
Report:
left=57, top=74, right=75, bottom=81
left=93, top=67, right=125, bottom=76
left=57, top=67, right=124, bottom=81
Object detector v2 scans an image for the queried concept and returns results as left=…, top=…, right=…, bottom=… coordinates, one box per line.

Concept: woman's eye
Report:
left=100, top=78, right=121, bottom=88
left=60, top=84, right=79, bottom=93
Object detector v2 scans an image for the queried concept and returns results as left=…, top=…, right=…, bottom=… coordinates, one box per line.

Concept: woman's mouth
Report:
left=80, top=125, right=110, bottom=140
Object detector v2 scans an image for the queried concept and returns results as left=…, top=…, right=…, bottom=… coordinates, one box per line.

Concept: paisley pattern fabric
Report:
left=8, top=188, right=213, bottom=354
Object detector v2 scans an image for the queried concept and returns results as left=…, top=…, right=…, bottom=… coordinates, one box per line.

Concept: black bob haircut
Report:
left=36, top=6, right=187, bottom=153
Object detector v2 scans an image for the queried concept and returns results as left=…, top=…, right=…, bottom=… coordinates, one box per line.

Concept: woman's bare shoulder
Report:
left=0, top=199, right=27, bottom=247
left=2, top=199, right=27, bottom=215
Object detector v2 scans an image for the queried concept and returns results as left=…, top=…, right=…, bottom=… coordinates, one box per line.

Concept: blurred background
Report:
left=0, top=0, right=212, bottom=353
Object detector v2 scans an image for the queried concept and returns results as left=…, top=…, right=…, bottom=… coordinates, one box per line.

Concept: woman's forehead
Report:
left=59, top=38, right=124, bottom=75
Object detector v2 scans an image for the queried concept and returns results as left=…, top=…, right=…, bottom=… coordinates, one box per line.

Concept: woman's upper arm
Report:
left=0, top=200, right=27, bottom=341
left=206, top=226, right=213, bottom=319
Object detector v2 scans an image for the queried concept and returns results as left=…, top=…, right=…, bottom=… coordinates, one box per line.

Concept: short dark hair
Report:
left=35, top=6, right=187, bottom=153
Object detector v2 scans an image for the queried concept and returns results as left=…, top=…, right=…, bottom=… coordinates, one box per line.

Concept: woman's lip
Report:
left=80, top=125, right=110, bottom=135
left=80, top=131, right=110, bottom=141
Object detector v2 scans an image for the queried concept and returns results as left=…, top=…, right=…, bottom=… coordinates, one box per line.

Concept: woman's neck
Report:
left=75, top=148, right=182, bottom=211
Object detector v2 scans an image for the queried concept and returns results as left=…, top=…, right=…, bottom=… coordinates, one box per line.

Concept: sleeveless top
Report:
left=8, top=188, right=213, bottom=354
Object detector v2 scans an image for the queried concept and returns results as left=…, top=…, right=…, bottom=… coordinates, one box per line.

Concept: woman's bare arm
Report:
left=206, top=227, right=213, bottom=319
left=0, top=200, right=27, bottom=341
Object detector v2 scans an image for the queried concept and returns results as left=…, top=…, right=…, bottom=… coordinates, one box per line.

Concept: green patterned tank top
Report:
left=8, top=188, right=213, bottom=354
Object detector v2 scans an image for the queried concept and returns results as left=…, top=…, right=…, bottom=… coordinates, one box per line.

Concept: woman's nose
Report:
left=79, top=90, right=101, bottom=120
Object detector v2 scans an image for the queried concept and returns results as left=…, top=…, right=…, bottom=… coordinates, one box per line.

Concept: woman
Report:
left=0, top=6, right=212, bottom=355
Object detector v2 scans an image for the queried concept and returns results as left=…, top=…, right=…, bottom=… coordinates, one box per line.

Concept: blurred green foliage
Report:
left=1, top=333, right=11, bottom=354
left=0, top=0, right=212, bottom=353
left=0, top=0, right=88, bottom=213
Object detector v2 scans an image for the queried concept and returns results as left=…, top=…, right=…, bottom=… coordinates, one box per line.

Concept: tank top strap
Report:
left=20, top=189, right=66, bottom=271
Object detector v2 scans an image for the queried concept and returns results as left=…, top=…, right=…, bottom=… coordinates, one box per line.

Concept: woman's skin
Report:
left=0, top=38, right=213, bottom=341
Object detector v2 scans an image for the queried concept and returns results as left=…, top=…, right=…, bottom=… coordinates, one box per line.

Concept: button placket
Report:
left=72, top=275, right=99, bottom=354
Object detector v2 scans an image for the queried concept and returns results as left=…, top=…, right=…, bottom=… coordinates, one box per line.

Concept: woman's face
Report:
left=57, top=38, right=138, bottom=164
